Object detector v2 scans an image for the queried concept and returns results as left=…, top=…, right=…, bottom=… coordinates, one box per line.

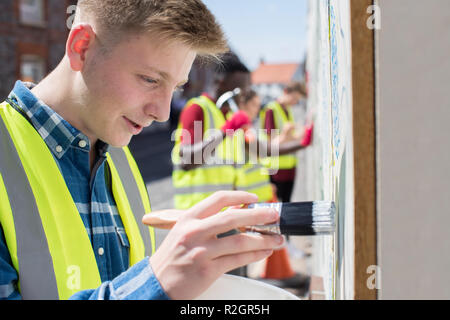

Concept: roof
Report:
left=251, top=62, right=300, bottom=85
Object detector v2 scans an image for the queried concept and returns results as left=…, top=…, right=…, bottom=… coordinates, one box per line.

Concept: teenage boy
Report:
left=0, top=0, right=282, bottom=300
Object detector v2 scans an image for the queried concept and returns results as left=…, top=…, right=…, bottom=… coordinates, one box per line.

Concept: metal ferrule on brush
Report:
left=244, top=224, right=281, bottom=235
left=244, top=202, right=283, bottom=235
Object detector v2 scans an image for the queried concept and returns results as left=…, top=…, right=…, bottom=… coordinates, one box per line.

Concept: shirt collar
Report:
left=7, top=80, right=109, bottom=159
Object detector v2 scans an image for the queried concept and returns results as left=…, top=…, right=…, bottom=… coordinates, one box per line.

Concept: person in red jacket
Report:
left=177, top=52, right=251, bottom=152
left=262, top=81, right=313, bottom=203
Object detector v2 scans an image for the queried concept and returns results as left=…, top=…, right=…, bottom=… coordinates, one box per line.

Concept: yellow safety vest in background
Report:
left=259, top=101, right=298, bottom=170
left=231, top=129, right=274, bottom=203
left=172, top=95, right=235, bottom=209
left=0, top=101, right=155, bottom=300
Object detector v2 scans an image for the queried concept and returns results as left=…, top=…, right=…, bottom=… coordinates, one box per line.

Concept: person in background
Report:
left=171, top=52, right=252, bottom=210
left=258, top=83, right=313, bottom=291
left=230, top=89, right=311, bottom=291
left=232, top=88, right=297, bottom=203
left=259, top=81, right=313, bottom=203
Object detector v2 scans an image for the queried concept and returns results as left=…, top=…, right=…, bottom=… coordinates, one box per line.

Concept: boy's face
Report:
left=80, top=33, right=196, bottom=147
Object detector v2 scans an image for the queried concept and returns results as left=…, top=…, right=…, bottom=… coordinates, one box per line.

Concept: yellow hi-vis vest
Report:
left=0, top=101, right=155, bottom=300
left=230, top=129, right=273, bottom=203
left=259, top=101, right=298, bottom=170
left=172, top=95, right=235, bottom=209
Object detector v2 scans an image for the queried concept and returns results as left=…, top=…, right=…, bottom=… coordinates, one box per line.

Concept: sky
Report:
left=202, top=0, right=308, bottom=71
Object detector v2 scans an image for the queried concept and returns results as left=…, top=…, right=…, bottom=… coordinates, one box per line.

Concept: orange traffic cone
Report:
left=260, top=247, right=296, bottom=279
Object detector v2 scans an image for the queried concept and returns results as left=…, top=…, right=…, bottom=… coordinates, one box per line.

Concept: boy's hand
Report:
left=147, top=191, right=283, bottom=300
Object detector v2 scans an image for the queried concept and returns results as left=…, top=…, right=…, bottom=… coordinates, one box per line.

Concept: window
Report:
left=20, top=55, right=46, bottom=83
left=19, top=0, right=45, bottom=27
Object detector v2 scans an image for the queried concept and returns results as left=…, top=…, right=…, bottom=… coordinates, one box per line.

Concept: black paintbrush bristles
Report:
left=248, top=201, right=335, bottom=235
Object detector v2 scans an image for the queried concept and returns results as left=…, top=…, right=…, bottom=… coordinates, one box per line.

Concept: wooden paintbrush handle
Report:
left=142, top=205, right=250, bottom=230
left=142, top=209, right=185, bottom=229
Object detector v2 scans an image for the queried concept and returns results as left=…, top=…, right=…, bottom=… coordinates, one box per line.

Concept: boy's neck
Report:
left=31, top=57, right=99, bottom=169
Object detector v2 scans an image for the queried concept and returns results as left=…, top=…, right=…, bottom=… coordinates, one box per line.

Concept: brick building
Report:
left=251, top=61, right=305, bottom=105
left=0, top=0, right=77, bottom=100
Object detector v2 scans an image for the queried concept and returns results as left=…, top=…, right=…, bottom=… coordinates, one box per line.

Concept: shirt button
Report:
left=78, top=140, right=87, bottom=148
left=98, top=247, right=104, bottom=256
left=55, top=145, right=63, bottom=153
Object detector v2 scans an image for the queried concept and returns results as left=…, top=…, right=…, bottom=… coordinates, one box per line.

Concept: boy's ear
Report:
left=66, top=24, right=96, bottom=72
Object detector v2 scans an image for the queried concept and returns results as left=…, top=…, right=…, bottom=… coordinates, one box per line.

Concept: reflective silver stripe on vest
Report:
left=206, top=103, right=215, bottom=130
left=243, top=164, right=266, bottom=175
left=274, top=110, right=284, bottom=130
left=174, top=183, right=234, bottom=195
left=205, top=100, right=219, bottom=158
left=235, top=181, right=271, bottom=192
left=172, top=162, right=234, bottom=171
left=0, top=118, right=59, bottom=300
left=270, top=104, right=284, bottom=131
left=107, top=147, right=152, bottom=257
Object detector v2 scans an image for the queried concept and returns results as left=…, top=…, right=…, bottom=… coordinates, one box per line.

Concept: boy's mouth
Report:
left=123, top=116, right=143, bottom=134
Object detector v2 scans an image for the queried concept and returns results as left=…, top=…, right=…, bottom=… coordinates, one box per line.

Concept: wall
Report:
left=378, top=0, right=450, bottom=299
left=305, top=0, right=354, bottom=299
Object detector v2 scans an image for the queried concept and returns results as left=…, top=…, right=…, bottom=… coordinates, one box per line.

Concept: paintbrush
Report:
left=244, top=201, right=335, bottom=236
left=142, top=201, right=335, bottom=236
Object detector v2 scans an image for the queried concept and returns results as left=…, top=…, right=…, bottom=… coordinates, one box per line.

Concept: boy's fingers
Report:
left=186, top=191, right=258, bottom=219
left=212, top=249, right=274, bottom=276
left=201, top=207, right=279, bottom=237
left=208, top=232, right=283, bottom=259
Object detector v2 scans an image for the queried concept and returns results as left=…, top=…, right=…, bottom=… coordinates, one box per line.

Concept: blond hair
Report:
left=76, top=0, right=229, bottom=58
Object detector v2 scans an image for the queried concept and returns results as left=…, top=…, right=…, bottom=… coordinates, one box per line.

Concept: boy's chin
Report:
left=105, top=134, right=132, bottom=148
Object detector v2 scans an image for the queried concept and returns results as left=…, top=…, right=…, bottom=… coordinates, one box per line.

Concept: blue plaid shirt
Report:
left=0, top=81, right=169, bottom=300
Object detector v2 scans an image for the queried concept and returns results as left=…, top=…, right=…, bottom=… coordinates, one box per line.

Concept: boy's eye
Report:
left=140, top=76, right=157, bottom=84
